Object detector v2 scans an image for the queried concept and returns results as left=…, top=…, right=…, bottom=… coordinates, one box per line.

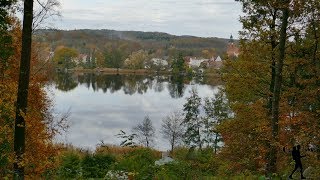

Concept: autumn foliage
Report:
left=0, top=19, right=64, bottom=178
left=220, top=0, right=320, bottom=176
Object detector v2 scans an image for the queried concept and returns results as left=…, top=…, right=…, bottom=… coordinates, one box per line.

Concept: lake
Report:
left=48, top=72, right=220, bottom=151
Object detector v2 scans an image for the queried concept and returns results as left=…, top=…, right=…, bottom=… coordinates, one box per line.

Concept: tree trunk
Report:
left=171, top=135, right=175, bottom=153
left=214, top=133, right=218, bottom=154
left=311, top=16, right=319, bottom=78
left=197, top=126, right=202, bottom=150
left=266, top=9, right=277, bottom=174
left=13, top=0, right=34, bottom=179
left=268, top=2, right=289, bottom=174
left=268, top=10, right=278, bottom=114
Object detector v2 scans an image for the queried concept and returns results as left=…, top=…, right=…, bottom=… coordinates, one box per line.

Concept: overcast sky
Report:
left=48, top=0, right=243, bottom=38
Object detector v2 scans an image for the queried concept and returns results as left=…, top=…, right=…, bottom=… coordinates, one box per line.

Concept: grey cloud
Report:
left=53, top=0, right=242, bottom=38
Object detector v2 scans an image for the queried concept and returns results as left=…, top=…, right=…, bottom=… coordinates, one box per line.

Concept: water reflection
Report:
left=51, top=72, right=219, bottom=150
left=54, top=72, right=78, bottom=92
left=53, top=72, right=204, bottom=98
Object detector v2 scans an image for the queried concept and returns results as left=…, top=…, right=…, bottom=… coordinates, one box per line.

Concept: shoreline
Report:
left=68, top=68, right=221, bottom=77
left=68, top=68, right=172, bottom=75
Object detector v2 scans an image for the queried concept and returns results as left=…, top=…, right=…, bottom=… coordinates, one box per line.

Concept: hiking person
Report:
left=289, top=145, right=306, bottom=179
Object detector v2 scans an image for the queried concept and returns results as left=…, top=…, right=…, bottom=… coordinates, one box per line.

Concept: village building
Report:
left=150, top=58, right=169, bottom=67
left=202, top=56, right=223, bottom=69
left=188, top=57, right=208, bottom=68
left=227, top=35, right=239, bottom=57
left=76, top=54, right=88, bottom=65
left=187, top=56, right=223, bottom=69
left=143, top=58, right=168, bottom=70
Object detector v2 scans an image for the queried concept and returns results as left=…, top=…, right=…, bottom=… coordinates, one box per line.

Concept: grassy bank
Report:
left=42, top=145, right=320, bottom=179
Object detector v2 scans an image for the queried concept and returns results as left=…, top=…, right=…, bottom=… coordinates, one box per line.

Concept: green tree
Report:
left=172, top=53, right=186, bottom=74
left=104, top=49, right=124, bottom=69
left=124, top=50, right=149, bottom=69
left=203, top=88, right=231, bottom=153
left=182, top=88, right=202, bottom=149
left=116, top=130, right=137, bottom=147
left=103, top=42, right=131, bottom=69
left=53, top=47, right=79, bottom=69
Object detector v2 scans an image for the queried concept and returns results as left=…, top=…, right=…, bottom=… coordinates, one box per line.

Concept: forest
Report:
left=33, top=29, right=232, bottom=71
left=34, top=29, right=231, bottom=56
left=0, top=0, right=320, bottom=179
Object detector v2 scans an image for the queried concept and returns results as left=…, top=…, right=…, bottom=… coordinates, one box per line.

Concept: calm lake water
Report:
left=48, top=73, right=220, bottom=151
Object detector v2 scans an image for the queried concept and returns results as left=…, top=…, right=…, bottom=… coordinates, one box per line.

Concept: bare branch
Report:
left=33, top=0, right=61, bottom=31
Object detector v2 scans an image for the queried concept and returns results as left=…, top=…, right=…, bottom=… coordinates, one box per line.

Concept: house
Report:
left=151, top=58, right=168, bottom=66
left=76, top=54, right=88, bottom=65
left=215, top=56, right=222, bottom=62
left=202, top=56, right=223, bottom=69
left=189, top=57, right=208, bottom=68
left=144, top=58, right=168, bottom=69
left=195, top=56, right=223, bottom=69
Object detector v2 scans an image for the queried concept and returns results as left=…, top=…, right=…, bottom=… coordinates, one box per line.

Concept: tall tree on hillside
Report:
left=14, top=0, right=33, bottom=178
left=203, top=88, right=231, bottom=153
left=237, top=0, right=291, bottom=173
left=222, top=0, right=320, bottom=175
left=228, top=0, right=292, bottom=174
left=269, top=0, right=290, bottom=173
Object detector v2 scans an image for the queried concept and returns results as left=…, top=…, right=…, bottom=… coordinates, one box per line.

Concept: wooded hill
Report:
left=34, top=29, right=234, bottom=57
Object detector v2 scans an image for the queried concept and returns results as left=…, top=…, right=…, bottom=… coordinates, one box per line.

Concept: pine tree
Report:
left=182, top=88, right=202, bottom=149
left=203, top=88, right=231, bottom=153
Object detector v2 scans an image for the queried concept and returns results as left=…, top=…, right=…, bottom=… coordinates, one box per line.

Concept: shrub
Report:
left=155, top=161, right=198, bottom=179
left=81, top=153, right=115, bottom=178
left=113, top=148, right=160, bottom=179
left=57, top=152, right=81, bottom=178
left=171, top=147, right=221, bottom=178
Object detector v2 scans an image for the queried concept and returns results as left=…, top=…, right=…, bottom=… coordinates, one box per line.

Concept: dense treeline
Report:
left=35, top=29, right=232, bottom=55
left=34, top=29, right=233, bottom=70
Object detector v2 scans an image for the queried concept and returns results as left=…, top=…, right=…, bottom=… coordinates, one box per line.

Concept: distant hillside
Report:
left=34, top=29, right=235, bottom=56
